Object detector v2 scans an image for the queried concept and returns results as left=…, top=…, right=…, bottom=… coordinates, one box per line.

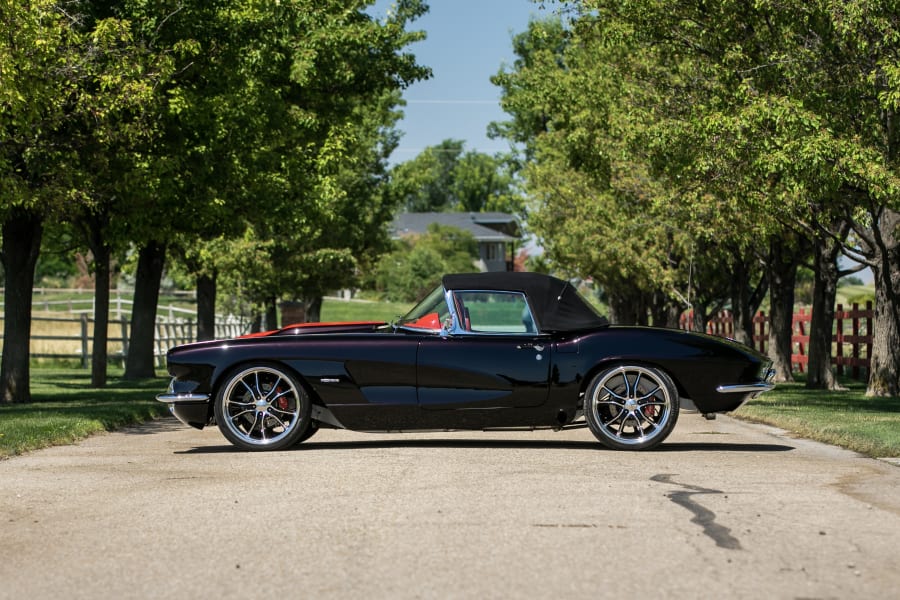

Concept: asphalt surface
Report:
left=2, top=408, right=900, bottom=599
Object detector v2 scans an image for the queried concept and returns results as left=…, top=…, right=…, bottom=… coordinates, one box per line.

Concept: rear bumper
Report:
left=716, top=382, right=775, bottom=395
left=716, top=368, right=776, bottom=396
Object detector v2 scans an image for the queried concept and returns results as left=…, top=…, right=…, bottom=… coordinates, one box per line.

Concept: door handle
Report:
left=517, top=343, right=544, bottom=352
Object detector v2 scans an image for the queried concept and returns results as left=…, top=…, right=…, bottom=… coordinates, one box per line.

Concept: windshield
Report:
left=396, top=285, right=449, bottom=331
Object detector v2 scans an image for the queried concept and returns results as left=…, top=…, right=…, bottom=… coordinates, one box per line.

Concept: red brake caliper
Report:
left=275, top=388, right=290, bottom=411
left=643, top=391, right=659, bottom=419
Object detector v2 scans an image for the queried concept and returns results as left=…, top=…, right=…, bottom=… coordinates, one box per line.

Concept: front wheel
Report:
left=584, top=365, right=679, bottom=450
left=214, top=364, right=312, bottom=451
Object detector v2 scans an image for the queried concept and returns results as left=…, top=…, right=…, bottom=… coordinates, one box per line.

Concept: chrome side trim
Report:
left=156, top=393, right=210, bottom=403
left=715, top=382, right=775, bottom=395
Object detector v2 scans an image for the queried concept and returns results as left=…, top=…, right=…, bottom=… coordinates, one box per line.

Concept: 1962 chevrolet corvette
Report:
left=157, top=272, right=775, bottom=451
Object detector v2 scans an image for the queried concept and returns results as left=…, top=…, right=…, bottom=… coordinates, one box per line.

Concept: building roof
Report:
left=392, top=212, right=519, bottom=243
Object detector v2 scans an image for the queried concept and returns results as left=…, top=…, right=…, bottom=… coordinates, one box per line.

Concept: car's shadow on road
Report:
left=176, top=439, right=795, bottom=454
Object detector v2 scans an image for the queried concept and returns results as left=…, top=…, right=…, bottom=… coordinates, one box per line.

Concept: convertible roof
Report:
left=442, top=272, right=609, bottom=332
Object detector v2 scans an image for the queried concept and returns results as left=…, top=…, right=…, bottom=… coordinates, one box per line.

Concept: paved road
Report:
left=2, top=409, right=899, bottom=599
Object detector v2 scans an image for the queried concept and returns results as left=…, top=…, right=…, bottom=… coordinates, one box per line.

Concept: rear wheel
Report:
left=585, top=365, right=679, bottom=450
left=214, top=364, right=312, bottom=451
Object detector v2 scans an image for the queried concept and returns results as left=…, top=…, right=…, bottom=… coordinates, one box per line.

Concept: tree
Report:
left=573, top=0, right=900, bottom=396
left=491, top=16, right=729, bottom=325
left=498, top=2, right=900, bottom=395
left=389, top=140, right=524, bottom=214
left=374, top=224, right=479, bottom=302
left=119, top=0, right=430, bottom=370
left=0, top=2, right=70, bottom=402
left=155, top=1, right=430, bottom=331
left=1, top=2, right=167, bottom=398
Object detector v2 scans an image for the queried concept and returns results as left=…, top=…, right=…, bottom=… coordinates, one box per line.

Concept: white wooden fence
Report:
left=0, top=290, right=249, bottom=367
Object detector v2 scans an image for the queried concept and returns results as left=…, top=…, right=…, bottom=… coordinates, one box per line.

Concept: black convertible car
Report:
left=157, top=272, right=775, bottom=451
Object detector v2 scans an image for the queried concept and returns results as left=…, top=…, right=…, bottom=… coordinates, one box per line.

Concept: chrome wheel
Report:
left=585, top=365, right=679, bottom=450
left=215, top=364, right=311, bottom=451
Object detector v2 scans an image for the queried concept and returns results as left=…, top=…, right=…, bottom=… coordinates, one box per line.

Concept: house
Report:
left=391, top=212, right=521, bottom=272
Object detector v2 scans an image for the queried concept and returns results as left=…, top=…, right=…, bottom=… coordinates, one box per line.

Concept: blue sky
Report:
left=368, top=1, right=550, bottom=164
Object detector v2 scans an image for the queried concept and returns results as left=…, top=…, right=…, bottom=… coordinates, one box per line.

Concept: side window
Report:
left=454, top=291, right=537, bottom=334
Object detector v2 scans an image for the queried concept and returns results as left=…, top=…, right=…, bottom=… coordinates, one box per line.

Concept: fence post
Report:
left=795, top=307, right=806, bottom=373
left=120, top=317, right=129, bottom=366
left=865, top=301, right=873, bottom=380
left=756, top=311, right=767, bottom=354
left=80, top=313, right=89, bottom=369
left=835, top=303, right=844, bottom=376
left=852, top=302, right=861, bottom=380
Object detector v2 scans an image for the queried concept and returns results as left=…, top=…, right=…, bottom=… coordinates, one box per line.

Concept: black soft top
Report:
left=442, top=272, right=609, bottom=333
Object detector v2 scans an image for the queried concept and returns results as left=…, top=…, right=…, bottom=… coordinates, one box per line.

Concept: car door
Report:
left=417, top=290, right=551, bottom=410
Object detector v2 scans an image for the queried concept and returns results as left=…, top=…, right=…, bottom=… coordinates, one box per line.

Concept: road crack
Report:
left=651, top=473, right=742, bottom=550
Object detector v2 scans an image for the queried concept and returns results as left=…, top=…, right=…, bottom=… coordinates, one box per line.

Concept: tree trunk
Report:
left=649, top=292, right=680, bottom=328
left=729, top=262, right=753, bottom=346
left=608, top=288, right=648, bottom=326
left=124, top=241, right=166, bottom=380
left=867, top=208, right=900, bottom=397
left=766, top=240, right=799, bottom=383
left=690, top=301, right=710, bottom=333
left=197, top=271, right=217, bottom=342
left=806, top=234, right=842, bottom=390
left=0, top=209, right=43, bottom=404
left=304, top=296, right=323, bottom=323
left=730, top=255, right=767, bottom=347
left=265, top=297, right=277, bottom=330
left=90, top=243, right=111, bottom=388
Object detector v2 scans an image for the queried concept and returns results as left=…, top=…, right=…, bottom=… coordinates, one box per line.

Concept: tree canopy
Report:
left=1, top=0, right=431, bottom=398
left=493, top=1, right=900, bottom=396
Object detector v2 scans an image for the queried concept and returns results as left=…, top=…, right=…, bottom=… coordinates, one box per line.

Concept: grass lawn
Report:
left=0, top=368, right=167, bottom=458
left=320, top=298, right=413, bottom=323
left=3, top=367, right=899, bottom=460
left=733, top=375, right=900, bottom=458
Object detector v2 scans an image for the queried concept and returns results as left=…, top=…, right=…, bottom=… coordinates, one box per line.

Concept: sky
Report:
left=368, top=0, right=551, bottom=164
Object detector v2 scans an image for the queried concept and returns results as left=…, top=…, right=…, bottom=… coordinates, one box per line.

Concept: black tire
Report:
left=584, top=364, right=679, bottom=450
left=214, top=363, right=312, bottom=451
left=294, top=421, right=319, bottom=445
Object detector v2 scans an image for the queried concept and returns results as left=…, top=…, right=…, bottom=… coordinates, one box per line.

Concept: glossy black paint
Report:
left=162, top=322, right=771, bottom=432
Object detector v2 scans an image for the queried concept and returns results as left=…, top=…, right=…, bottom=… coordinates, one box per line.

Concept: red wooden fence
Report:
left=680, top=302, right=874, bottom=381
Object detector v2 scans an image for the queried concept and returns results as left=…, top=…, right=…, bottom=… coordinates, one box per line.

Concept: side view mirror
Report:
left=441, top=317, right=453, bottom=337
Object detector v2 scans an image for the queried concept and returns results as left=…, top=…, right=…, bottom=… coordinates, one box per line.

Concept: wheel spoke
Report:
left=229, top=408, right=254, bottom=420
left=630, top=372, right=641, bottom=396
left=268, top=406, right=295, bottom=418
left=242, top=412, right=260, bottom=436
left=265, top=412, right=288, bottom=430
left=634, top=409, right=660, bottom=431
left=636, top=386, right=661, bottom=401
left=263, top=376, right=284, bottom=401
left=598, top=394, right=625, bottom=409
left=616, top=413, right=629, bottom=437
left=601, top=386, right=628, bottom=403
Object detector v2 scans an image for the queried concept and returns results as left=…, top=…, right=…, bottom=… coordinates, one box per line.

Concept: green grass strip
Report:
left=0, top=368, right=167, bottom=458
left=734, top=375, right=900, bottom=458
